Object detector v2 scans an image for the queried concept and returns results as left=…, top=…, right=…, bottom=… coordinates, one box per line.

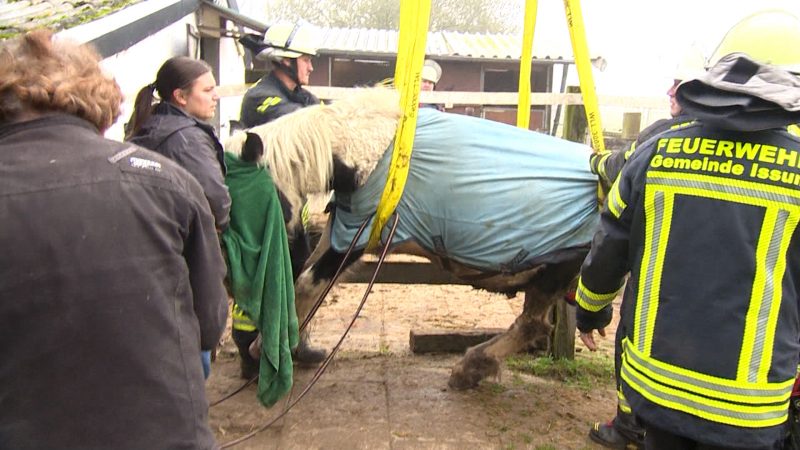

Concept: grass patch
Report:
left=505, top=353, right=614, bottom=391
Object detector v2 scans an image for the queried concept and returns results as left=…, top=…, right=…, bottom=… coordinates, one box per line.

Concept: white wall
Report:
left=100, top=15, right=198, bottom=141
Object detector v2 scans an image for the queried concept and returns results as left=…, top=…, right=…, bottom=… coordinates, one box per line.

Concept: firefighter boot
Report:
left=292, top=330, right=327, bottom=366
left=588, top=409, right=644, bottom=450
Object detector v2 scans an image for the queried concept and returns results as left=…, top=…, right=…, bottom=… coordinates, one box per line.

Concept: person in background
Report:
left=0, top=30, right=227, bottom=449
left=420, top=58, right=445, bottom=111
left=239, top=21, right=320, bottom=128
left=126, top=57, right=230, bottom=379
left=126, top=56, right=230, bottom=233
left=586, top=46, right=705, bottom=450
left=236, top=20, right=327, bottom=371
left=590, top=45, right=705, bottom=190
left=576, top=10, right=800, bottom=450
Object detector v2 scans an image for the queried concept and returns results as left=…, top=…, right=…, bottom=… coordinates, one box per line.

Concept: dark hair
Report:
left=0, top=29, right=122, bottom=131
left=125, top=56, right=211, bottom=139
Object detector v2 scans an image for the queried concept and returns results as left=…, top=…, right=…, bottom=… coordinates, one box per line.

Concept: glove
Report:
left=576, top=304, right=613, bottom=333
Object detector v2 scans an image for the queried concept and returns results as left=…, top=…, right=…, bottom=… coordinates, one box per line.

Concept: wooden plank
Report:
left=217, top=84, right=668, bottom=109
left=345, top=260, right=469, bottom=285
left=409, top=328, right=506, bottom=354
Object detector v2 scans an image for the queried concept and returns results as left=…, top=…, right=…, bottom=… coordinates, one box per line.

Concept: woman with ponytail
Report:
left=127, top=56, right=231, bottom=231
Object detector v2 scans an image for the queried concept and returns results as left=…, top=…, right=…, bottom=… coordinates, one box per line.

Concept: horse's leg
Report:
left=448, top=285, right=556, bottom=390
left=293, top=218, right=364, bottom=360
left=448, top=257, right=584, bottom=390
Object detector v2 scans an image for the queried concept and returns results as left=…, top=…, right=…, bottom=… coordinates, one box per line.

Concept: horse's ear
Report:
left=240, top=132, right=264, bottom=163
left=229, top=120, right=246, bottom=132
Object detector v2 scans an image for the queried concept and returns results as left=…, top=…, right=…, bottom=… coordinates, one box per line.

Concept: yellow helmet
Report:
left=258, top=21, right=319, bottom=60
left=421, top=59, right=442, bottom=84
left=707, top=10, right=800, bottom=73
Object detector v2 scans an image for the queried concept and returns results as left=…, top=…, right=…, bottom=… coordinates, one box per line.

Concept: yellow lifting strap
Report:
left=563, top=0, right=605, bottom=153
left=516, top=0, right=538, bottom=129
left=367, top=0, right=431, bottom=250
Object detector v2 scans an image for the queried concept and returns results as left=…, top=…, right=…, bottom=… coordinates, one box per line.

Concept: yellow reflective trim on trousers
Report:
left=232, top=303, right=257, bottom=332
left=575, top=277, right=618, bottom=312
left=617, top=388, right=632, bottom=413
left=606, top=176, right=626, bottom=218
left=622, top=358, right=789, bottom=428
left=634, top=188, right=673, bottom=354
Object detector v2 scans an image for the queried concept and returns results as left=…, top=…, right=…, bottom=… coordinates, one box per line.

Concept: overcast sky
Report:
left=240, top=0, right=800, bottom=97
left=574, top=0, right=800, bottom=96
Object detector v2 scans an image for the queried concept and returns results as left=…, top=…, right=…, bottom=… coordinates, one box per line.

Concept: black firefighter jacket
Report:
left=129, top=102, right=231, bottom=230
left=576, top=55, right=800, bottom=447
left=0, top=114, right=228, bottom=450
left=239, top=71, right=320, bottom=128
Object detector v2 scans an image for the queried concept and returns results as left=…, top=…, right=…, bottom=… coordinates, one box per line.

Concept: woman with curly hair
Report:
left=0, top=30, right=227, bottom=450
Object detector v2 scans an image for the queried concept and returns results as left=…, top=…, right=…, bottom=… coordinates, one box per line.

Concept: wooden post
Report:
left=561, top=86, right=587, bottom=142
left=621, top=112, right=642, bottom=140
left=551, top=301, right=576, bottom=359
left=547, top=89, right=586, bottom=360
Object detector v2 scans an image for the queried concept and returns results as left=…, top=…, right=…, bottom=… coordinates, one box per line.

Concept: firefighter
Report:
left=590, top=45, right=705, bottom=191
left=576, top=10, right=800, bottom=450
left=236, top=21, right=326, bottom=374
left=420, top=58, right=445, bottom=111
left=239, top=21, right=321, bottom=128
left=587, top=46, right=705, bottom=450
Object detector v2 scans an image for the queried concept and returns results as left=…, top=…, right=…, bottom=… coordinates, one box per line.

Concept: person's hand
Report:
left=579, top=328, right=606, bottom=351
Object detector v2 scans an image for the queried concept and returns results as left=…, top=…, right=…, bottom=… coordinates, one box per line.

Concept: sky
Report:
left=571, top=0, right=800, bottom=96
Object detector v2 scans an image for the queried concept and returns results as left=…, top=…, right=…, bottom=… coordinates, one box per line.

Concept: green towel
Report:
left=222, top=151, right=298, bottom=407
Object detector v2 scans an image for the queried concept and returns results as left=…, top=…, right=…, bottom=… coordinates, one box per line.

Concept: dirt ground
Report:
left=207, top=275, right=620, bottom=450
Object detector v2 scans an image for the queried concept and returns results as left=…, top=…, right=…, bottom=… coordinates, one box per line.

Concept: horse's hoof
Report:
left=448, top=352, right=500, bottom=390
left=448, top=370, right=479, bottom=390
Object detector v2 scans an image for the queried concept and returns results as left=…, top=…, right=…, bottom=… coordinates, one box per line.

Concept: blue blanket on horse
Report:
left=330, top=108, right=599, bottom=272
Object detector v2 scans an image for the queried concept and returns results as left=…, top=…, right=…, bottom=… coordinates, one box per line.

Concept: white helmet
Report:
left=421, top=59, right=442, bottom=84
left=673, top=45, right=706, bottom=82
left=257, top=21, right=319, bottom=61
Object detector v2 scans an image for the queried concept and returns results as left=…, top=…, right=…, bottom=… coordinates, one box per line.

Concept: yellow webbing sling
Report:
left=367, top=0, right=431, bottom=250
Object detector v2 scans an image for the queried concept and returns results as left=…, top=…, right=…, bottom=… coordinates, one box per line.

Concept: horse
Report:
left=225, top=88, right=600, bottom=390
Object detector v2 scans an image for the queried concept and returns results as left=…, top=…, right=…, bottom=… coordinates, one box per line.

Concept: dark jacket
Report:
left=0, top=114, right=228, bottom=450
left=129, top=102, right=231, bottom=230
left=576, top=55, right=800, bottom=447
left=590, top=113, right=694, bottom=187
left=240, top=71, right=320, bottom=128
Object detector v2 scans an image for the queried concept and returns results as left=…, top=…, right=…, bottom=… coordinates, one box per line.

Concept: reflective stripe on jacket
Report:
left=239, top=72, right=320, bottom=128
left=577, top=122, right=800, bottom=447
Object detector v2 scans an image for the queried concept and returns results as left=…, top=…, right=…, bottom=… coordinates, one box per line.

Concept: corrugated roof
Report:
left=0, top=0, right=145, bottom=39
left=318, top=27, right=581, bottom=61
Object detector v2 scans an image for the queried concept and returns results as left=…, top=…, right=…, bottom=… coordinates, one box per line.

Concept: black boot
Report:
left=232, top=329, right=259, bottom=379
left=588, top=410, right=644, bottom=450
left=292, top=332, right=327, bottom=366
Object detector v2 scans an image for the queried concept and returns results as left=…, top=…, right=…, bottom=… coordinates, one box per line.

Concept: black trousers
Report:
left=643, top=422, right=782, bottom=450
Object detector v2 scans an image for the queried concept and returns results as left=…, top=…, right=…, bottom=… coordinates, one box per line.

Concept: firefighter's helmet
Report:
left=257, top=21, right=319, bottom=61
left=674, top=45, right=706, bottom=82
left=707, top=10, right=800, bottom=73
left=421, top=59, right=442, bottom=84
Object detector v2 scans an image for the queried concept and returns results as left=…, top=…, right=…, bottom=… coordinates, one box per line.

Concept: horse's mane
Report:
left=225, top=87, right=401, bottom=200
